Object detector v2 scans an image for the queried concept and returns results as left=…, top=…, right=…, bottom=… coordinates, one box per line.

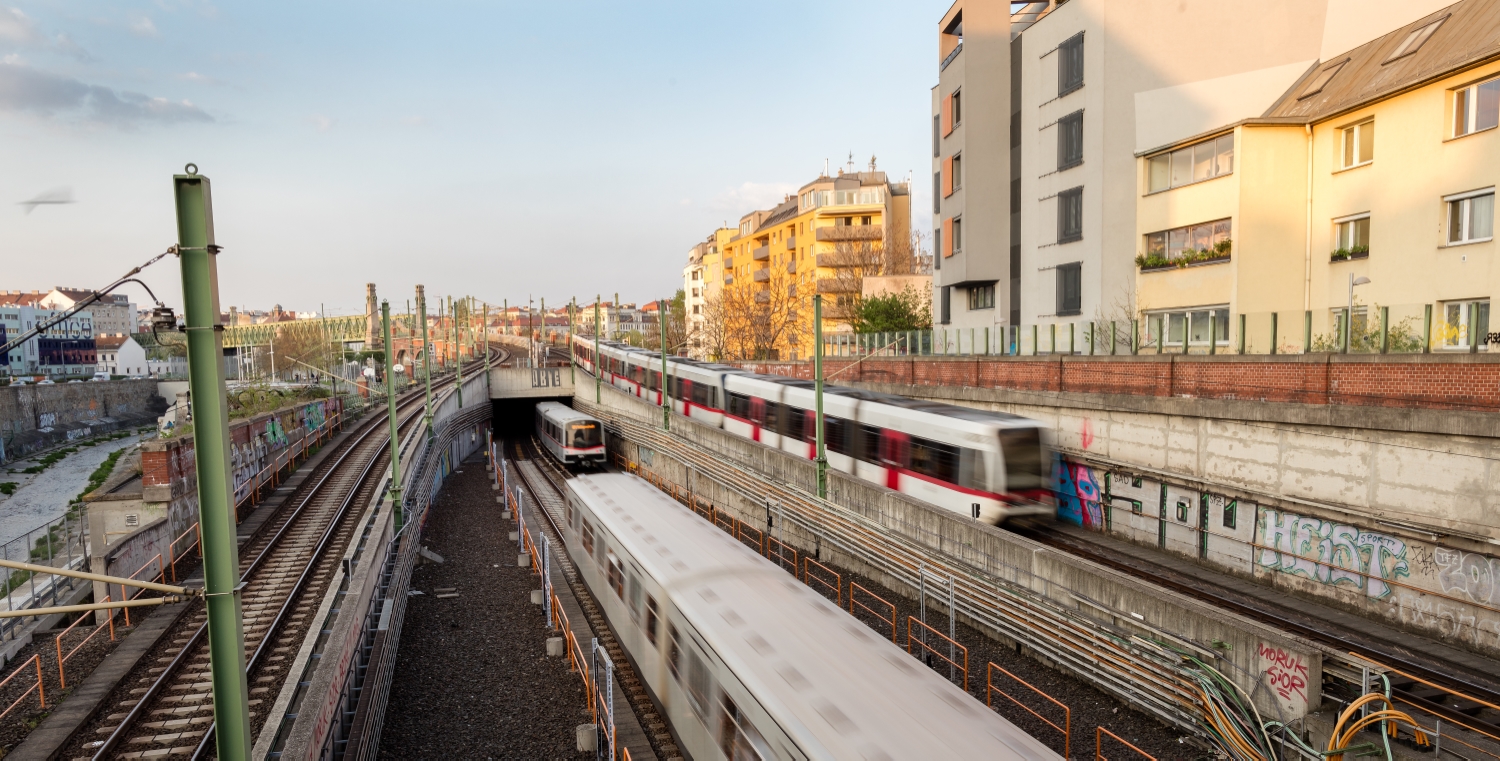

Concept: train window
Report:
left=646, top=596, right=660, bottom=645
left=628, top=572, right=643, bottom=622
left=607, top=553, right=624, bottom=599
left=910, top=437, right=960, bottom=483
left=582, top=522, right=595, bottom=556
left=692, top=383, right=713, bottom=407
left=999, top=427, right=1047, bottom=491
left=720, top=694, right=771, bottom=761
left=780, top=405, right=803, bottom=438
left=565, top=502, right=574, bottom=529
left=686, top=648, right=713, bottom=720
left=826, top=416, right=849, bottom=455
left=727, top=392, right=751, bottom=419
left=859, top=424, right=881, bottom=464
left=596, top=535, right=608, bottom=567
left=762, top=400, right=780, bottom=431
left=957, top=448, right=988, bottom=491
left=668, top=623, right=682, bottom=680
left=570, top=423, right=601, bottom=448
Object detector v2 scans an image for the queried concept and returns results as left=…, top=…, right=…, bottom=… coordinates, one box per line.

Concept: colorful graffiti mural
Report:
left=1256, top=509, right=1410, bottom=600
left=1055, top=455, right=1104, bottom=528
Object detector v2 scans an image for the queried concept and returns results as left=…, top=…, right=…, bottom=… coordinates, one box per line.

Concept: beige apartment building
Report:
left=932, top=0, right=1458, bottom=347
left=1138, top=0, right=1496, bottom=352
left=682, top=228, right=732, bottom=359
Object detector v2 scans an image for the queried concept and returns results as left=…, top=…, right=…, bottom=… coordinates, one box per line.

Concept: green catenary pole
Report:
left=174, top=165, right=251, bottom=760
left=814, top=294, right=827, bottom=499
left=453, top=296, right=463, bottom=407
left=417, top=285, right=433, bottom=438
left=483, top=301, right=491, bottom=373
left=659, top=298, right=669, bottom=431
left=382, top=301, right=404, bottom=527
left=569, top=297, right=576, bottom=385
left=594, top=295, right=601, bottom=404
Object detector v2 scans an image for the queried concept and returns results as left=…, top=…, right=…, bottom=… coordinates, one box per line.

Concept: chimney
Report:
left=365, top=283, right=381, bottom=348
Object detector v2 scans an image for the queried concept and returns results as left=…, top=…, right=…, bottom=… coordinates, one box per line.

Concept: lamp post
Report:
left=173, top=165, right=252, bottom=760
left=814, top=294, right=827, bottom=499
left=382, top=300, right=403, bottom=528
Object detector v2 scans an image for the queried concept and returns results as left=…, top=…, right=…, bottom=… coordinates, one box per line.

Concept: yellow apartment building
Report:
left=708, top=163, right=911, bottom=360
left=683, top=228, right=732, bottom=359
left=1136, top=0, right=1496, bottom=353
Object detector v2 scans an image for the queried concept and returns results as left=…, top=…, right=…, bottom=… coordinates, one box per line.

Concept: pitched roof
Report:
left=0, top=291, right=47, bottom=307
left=1265, top=0, right=1500, bottom=122
left=96, top=335, right=130, bottom=350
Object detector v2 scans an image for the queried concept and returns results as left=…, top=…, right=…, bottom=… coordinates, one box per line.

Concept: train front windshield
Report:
left=998, top=427, right=1047, bottom=492
left=569, top=422, right=602, bottom=448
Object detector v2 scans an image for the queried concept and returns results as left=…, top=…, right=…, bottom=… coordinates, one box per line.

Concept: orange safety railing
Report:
left=167, top=522, right=201, bottom=583
left=56, top=596, right=116, bottom=688
left=802, top=558, right=842, bottom=606
left=734, top=522, right=764, bottom=556
left=120, top=554, right=164, bottom=627
left=907, top=616, right=968, bottom=691
left=850, top=583, right=897, bottom=643
left=987, top=662, right=1071, bottom=757
left=765, top=535, right=797, bottom=575
left=1096, top=726, right=1155, bottom=760
left=714, top=508, right=737, bottom=535
left=0, top=654, right=44, bottom=721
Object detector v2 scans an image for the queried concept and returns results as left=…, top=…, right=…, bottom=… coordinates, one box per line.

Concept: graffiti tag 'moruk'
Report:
left=1257, top=509, right=1410, bottom=600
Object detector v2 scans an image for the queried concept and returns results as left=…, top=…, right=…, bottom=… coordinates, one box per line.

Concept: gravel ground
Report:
left=793, top=556, right=1199, bottom=760
left=0, top=611, right=141, bottom=755
left=0, top=434, right=142, bottom=547
left=380, top=458, right=591, bottom=760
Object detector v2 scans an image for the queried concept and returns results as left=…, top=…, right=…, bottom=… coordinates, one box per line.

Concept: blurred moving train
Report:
left=535, top=401, right=607, bottom=467
left=564, top=473, right=1062, bottom=760
left=571, top=336, right=1053, bottom=525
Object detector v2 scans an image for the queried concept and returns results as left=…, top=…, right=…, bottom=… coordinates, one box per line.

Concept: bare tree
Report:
left=716, top=268, right=806, bottom=361
left=817, top=228, right=932, bottom=327
left=694, top=291, right=731, bottom=361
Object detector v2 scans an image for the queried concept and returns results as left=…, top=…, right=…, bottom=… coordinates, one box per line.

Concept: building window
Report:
left=1056, top=187, right=1083, bottom=243
left=1058, top=33, right=1084, bottom=96
left=940, top=287, right=951, bottom=324
left=1058, top=110, right=1083, bottom=170
left=1454, top=76, right=1500, bottom=137
left=1446, top=188, right=1495, bottom=244
left=951, top=88, right=962, bottom=126
left=967, top=285, right=995, bottom=310
left=1384, top=15, right=1446, bottom=64
left=933, top=229, right=941, bottom=269
left=951, top=153, right=963, bottom=191
left=952, top=216, right=964, bottom=253
left=1056, top=263, right=1081, bottom=316
left=1142, top=219, right=1232, bottom=266
left=933, top=114, right=940, bottom=157
left=1339, top=120, right=1374, bottom=169
left=1333, top=214, right=1370, bottom=259
left=1153, top=308, right=1230, bottom=348
left=1298, top=58, right=1347, bottom=99
left=1440, top=299, right=1491, bottom=350
left=1147, top=133, right=1233, bottom=193
left=933, top=171, right=941, bottom=213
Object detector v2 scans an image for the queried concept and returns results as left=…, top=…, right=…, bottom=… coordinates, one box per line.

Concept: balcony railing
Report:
left=785, top=236, right=796, bottom=250
left=816, top=278, right=859, bottom=294
left=786, top=261, right=796, bottom=274
left=816, top=225, right=883, bottom=243
left=941, top=41, right=963, bottom=72
left=754, top=292, right=769, bottom=303
left=724, top=275, right=734, bottom=285
left=752, top=245, right=770, bottom=261
left=723, top=257, right=734, bottom=268
left=753, top=269, right=770, bottom=283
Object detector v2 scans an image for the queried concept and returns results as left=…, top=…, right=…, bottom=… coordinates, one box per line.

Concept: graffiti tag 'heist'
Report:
left=1257, top=509, right=1410, bottom=600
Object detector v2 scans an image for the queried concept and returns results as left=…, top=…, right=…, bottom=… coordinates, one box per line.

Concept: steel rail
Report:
left=93, top=377, right=447, bottom=760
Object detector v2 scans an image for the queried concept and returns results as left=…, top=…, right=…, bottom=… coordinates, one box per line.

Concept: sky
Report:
left=0, top=1, right=951, bottom=318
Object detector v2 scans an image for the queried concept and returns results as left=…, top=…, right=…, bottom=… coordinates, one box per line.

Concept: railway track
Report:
left=507, top=437, right=669, bottom=760
left=1020, top=527, right=1500, bottom=756
left=79, top=363, right=485, bottom=761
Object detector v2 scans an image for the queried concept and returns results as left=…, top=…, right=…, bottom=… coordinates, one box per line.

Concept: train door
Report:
left=678, top=378, right=692, bottom=416
left=748, top=397, right=766, bottom=442
left=878, top=430, right=910, bottom=490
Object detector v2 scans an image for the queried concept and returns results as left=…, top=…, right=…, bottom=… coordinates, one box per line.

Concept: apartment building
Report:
left=38, top=288, right=135, bottom=336
left=1137, top=0, right=1497, bottom=352
left=682, top=228, right=733, bottom=358
left=709, top=163, right=912, bottom=360
left=932, top=0, right=1449, bottom=343
left=0, top=305, right=95, bottom=376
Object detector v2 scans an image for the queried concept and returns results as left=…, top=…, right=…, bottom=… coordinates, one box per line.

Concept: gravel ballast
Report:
left=379, top=460, right=591, bottom=759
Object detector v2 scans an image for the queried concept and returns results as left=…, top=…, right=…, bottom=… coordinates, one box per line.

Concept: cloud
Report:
left=0, top=60, right=213, bottom=125
left=179, top=70, right=224, bottom=86
left=309, top=114, right=334, bottom=131
left=709, top=181, right=797, bottom=213
left=128, top=15, right=158, bottom=37
left=0, top=8, right=91, bottom=59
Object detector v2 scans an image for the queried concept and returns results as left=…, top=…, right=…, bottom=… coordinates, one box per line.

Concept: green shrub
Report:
left=0, top=482, right=17, bottom=495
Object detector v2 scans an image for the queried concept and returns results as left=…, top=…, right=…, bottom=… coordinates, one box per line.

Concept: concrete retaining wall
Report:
left=0, top=379, right=165, bottom=463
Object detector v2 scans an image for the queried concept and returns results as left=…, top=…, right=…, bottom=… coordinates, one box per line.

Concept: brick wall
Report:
left=736, top=354, right=1500, bottom=413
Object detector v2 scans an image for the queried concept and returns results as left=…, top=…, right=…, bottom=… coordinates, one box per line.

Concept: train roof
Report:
left=567, top=474, right=1059, bottom=760
left=535, top=401, right=601, bottom=425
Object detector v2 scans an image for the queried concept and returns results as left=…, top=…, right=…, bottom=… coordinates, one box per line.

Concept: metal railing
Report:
left=0, top=512, right=87, bottom=641
left=0, top=654, right=44, bottom=721
left=1096, top=726, right=1156, bottom=760
left=56, top=594, right=115, bottom=688
left=988, top=662, right=1071, bottom=758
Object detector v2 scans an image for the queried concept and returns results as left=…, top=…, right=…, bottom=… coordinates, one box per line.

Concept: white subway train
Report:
left=562, top=472, right=1061, bottom=760
left=535, top=401, right=607, bottom=466
left=572, top=337, right=1053, bottom=525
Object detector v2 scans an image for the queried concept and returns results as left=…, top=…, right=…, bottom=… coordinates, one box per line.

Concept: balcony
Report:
left=816, top=224, right=883, bottom=243
left=785, top=235, right=796, bottom=250
left=816, top=278, right=859, bottom=294
left=753, top=269, right=771, bottom=283
left=786, top=261, right=796, bottom=274
left=754, top=292, right=769, bottom=304
left=723, top=257, right=734, bottom=268
left=724, top=275, right=734, bottom=285
left=752, top=245, right=770, bottom=261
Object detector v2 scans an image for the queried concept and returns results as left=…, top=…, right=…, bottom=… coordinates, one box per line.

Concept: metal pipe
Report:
left=0, top=597, right=189, bottom=619
left=0, top=558, right=197, bottom=596
left=383, top=301, right=403, bottom=528
left=172, top=164, right=251, bottom=760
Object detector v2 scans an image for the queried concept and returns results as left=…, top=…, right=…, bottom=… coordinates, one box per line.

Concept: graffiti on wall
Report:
left=266, top=416, right=289, bottom=449
left=1055, top=456, right=1104, bottom=528
left=304, top=401, right=326, bottom=431
left=1258, top=642, right=1311, bottom=718
left=1257, top=509, right=1410, bottom=600
left=1435, top=547, right=1500, bottom=607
